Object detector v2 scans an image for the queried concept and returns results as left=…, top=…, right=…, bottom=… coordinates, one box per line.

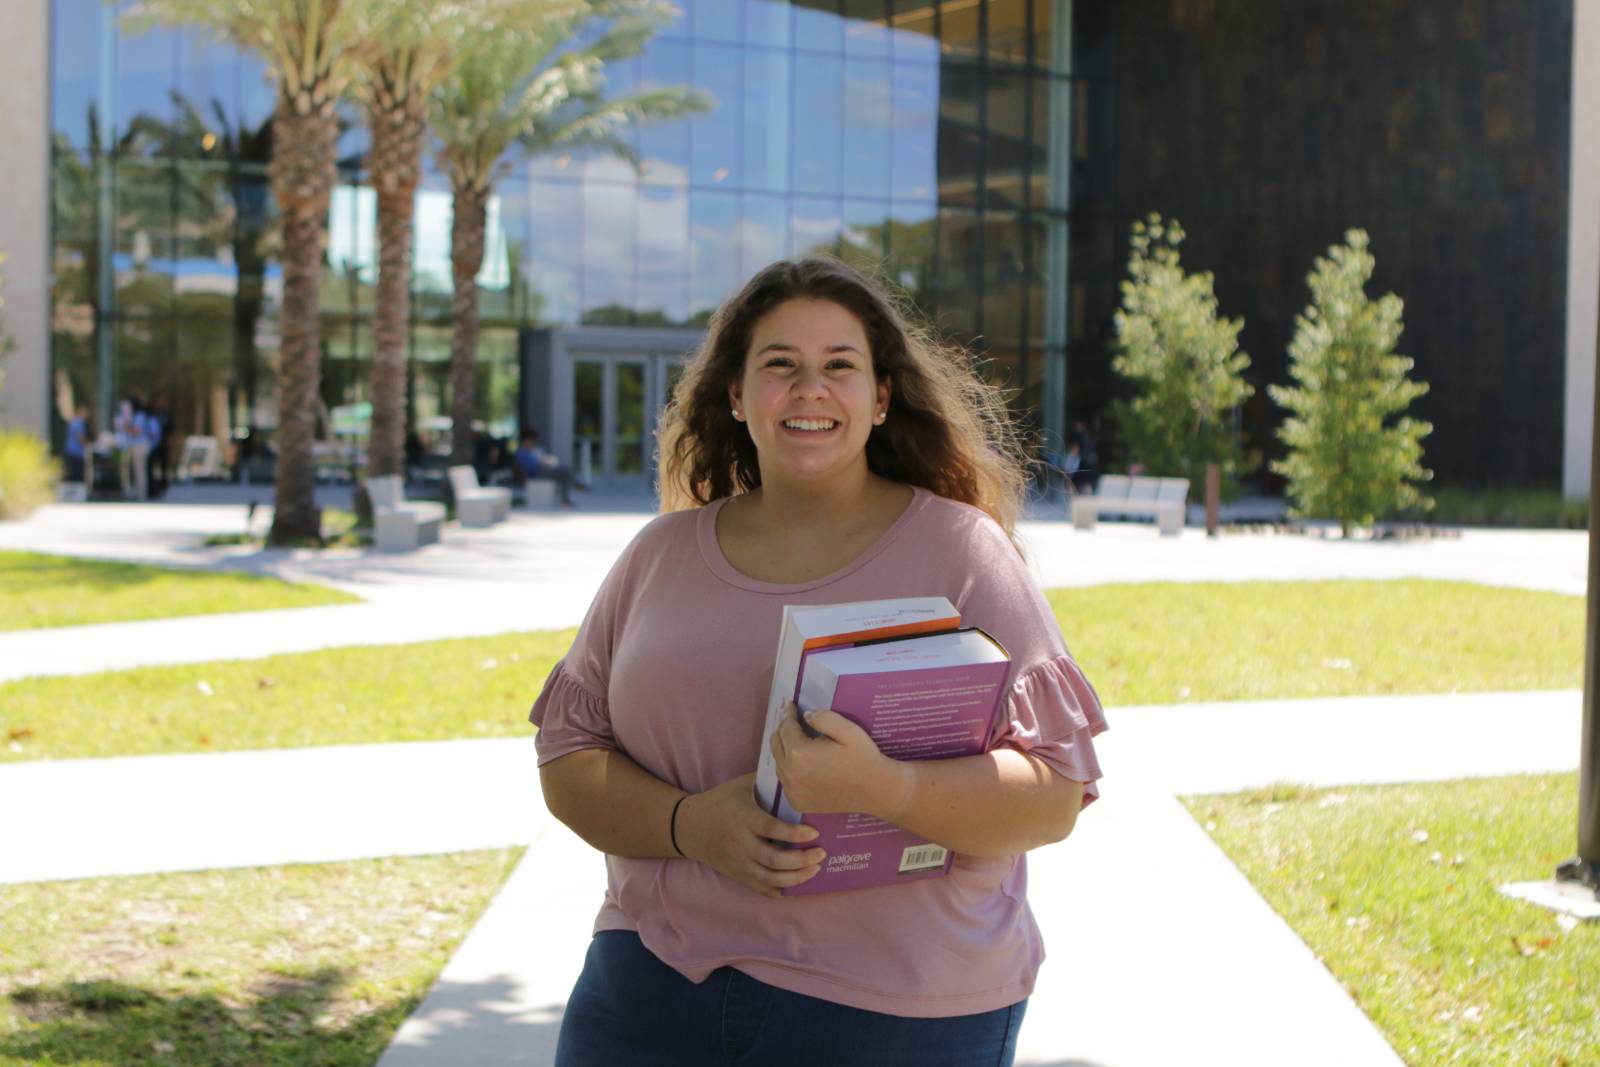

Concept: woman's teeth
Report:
left=783, top=419, right=837, bottom=432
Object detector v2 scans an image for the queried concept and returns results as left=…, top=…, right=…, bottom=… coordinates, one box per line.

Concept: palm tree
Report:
left=430, top=0, right=706, bottom=466
left=130, top=0, right=366, bottom=544
left=349, top=0, right=582, bottom=482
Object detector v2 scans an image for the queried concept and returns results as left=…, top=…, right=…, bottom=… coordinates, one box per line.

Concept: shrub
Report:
left=0, top=430, right=58, bottom=520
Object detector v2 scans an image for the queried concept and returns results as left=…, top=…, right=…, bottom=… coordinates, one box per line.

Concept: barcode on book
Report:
left=898, top=844, right=949, bottom=873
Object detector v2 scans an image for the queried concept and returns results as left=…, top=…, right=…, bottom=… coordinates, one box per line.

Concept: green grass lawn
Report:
left=0, top=551, right=361, bottom=631
left=1186, top=775, right=1596, bottom=1067
left=0, top=579, right=1581, bottom=763
left=0, top=848, right=523, bottom=1066
left=1048, top=579, right=1582, bottom=704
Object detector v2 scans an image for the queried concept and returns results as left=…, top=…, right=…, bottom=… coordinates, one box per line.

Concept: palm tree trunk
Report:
left=366, top=97, right=426, bottom=479
left=266, top=97, right=337, bottom=545
left=449, top=179, right=489, bottom=467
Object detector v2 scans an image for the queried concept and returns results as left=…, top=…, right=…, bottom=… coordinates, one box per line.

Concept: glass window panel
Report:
left=239, top=53, right=276, bottom=131
left=984, top=69, right=1029, bottom=210
left=478, top=328, right=520, bottom=436
left=886, top=202, right=937, bottom=312
left=640, top=41, right=692, bottom=186
left=938, top=0, right=981, bottom=63
left=573, top=360, right=603, bottom=467
left=582, top=181, right=637, bottom=323
left=842, top=59, right=891, bottom=200
left=690, top=43, right=741, bottom=187
left=840, top=199, right=889, bottom=274
left=172, top=314, right=238, bottom=444
left=636, top=185, right=690, bottom=324
left=843, top=1, right=890, bottom=56
left=794, top=1, right=845, bottom=52
left=792, top=54, right=843, bottom=195
left=476, top=187, right=520, bottom=324
left=52, top=0, right=108, bottom=149
left=115, top=317, right=172, bottom=412
left=116, top=24, right=178, bottom=141
left=1034, top=0, right=1070, bottom=74
left=115, top=159, right=176, bottom=315
left=742, top=48, right=791, bottom=192
left=173, top=159, right=237, bottom=309
left=746, top=0, right=793, bottom=47
left=1027, top=75, right=1062, bottom=211
left=890, top=61, right=937, bottom=201
left=791, top=196, right=843, bottom=258
left=693, top=0, right=742, bottom=43
left=614, top=361, right=648, bottom=474
left=739, top=192, right=789, bottom=280
left=982, top=211, right=1026, bottom=345
left=52, top=143, right=98, bottom=243
left=935, top=207, right=980, bottom=341
left=689, top=188, right=739, bottom=321
left=52, top=234, right=95, bottom=316
left=335, top=100, right=368, bottom=169
left=578, top=57, right=641, bottom=182
left=526, top=179, right=582, bottom=326
left=660, top=0, right=692, bottom=38
left=889, top=1, right=938, bottom=61
left=174, top=28, right=239, bottom=149
left=937, top=65, right=982, bottom=206
left=988, top=0, right=1029, bottom=67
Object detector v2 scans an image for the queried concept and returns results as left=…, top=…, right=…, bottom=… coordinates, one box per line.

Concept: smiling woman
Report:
left=529, top=257, right=1108, bottom=1066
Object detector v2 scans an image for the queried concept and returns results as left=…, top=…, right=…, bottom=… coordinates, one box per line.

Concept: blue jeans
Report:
left=555, top=931, right=1027, bottom=1067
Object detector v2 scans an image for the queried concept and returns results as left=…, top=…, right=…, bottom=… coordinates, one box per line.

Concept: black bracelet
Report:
left=669, top=794, right=688, bottom=858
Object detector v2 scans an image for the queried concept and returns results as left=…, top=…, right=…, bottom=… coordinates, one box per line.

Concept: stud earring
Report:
left=874, top=412, right=886, bottom=424
left=731, top=408, right=741, bottom=420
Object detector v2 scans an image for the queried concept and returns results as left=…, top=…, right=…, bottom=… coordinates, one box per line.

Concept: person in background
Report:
left=63, top=404, right=91, bottom=488
left=1068, top=419, right=1099, bottom=495
left=141, top=399, right=167, bottom=500
left=114, top=397, right=150, bottom=500
left=513, top=428, right=580, bottom=507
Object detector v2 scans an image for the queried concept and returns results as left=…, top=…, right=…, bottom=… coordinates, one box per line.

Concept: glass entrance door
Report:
left=569, top=354, right=659, bottom=486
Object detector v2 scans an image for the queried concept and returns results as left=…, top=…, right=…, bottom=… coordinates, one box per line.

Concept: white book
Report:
left=753, top=597, right=961, bottom=823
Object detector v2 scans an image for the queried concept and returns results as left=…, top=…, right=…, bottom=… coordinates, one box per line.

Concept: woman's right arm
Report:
left=539, top=750, right=828, bottom=898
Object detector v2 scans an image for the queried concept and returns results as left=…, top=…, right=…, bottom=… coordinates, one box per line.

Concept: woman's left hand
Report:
left=770, top=703, right=912, bottom=819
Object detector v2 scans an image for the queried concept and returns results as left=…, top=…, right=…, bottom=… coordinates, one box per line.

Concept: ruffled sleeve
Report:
left=529, top=661, right=615, bottom=766
left=993, top=654, right=1108, bottom=807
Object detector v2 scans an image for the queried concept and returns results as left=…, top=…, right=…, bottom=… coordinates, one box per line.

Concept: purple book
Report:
left=778, top=628, right=1011, bottom=895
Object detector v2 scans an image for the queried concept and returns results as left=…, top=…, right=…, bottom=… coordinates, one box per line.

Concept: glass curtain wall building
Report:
left=49, top=0, right=1085, bottom=487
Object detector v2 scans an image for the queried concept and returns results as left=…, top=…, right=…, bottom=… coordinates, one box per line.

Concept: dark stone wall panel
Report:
left=1073, top=0, right=1573, bottom=489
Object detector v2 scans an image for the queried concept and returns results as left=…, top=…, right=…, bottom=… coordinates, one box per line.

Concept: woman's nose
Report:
left=792, top=365, right=827, bottom=397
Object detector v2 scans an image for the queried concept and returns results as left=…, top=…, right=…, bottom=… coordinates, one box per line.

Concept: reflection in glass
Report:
left=1035, top=0, right=1071, bottom=75
left=792, top=54, right=844, bottom=196
left=582, top=181, right=638, bottom=323
left=890, top=62, right=937, bottom=201
left=52, top=0, right=108, bottom=150
left=640, top=41, right=692, bottom=185
left=988, top=0, right=1030, bottom=67
left=746, top=0, right=793, bottom=47
left=794, top=0, right=844, bottom=53
left=690, top=189, right=739, bottom=320
left=936, top=207, right=980, bottom=340
left=526, top=179, right=582, bottom=326
left=615, top=361, right=648, bottom=475
left=888, top=0, right=938, bottom=61
left=984, top=70, right=1029, bottom=210
left=937, top=65, right=982, bottom=206
left=842, top=1, right=891, bottom=56
left=792, top=197, right=844, bottom=259
left=693, top=0, right=743, bottom=43
left=843, top=59, right=891, bottom=200
left=840, top=198, right=889, bottom=273
left=740, top=193, right=789, bottom=279
left=939, top=0, right=981, bottom=63
left=742, top=48, right=791, bottom=192
left=174, top=29, right=240, bottom=146
left=637, top=184, right=690, bottom=324
left=690, top=43, right=742, bottom=187
left=116, top=23, right=178, bottom=139
left=982, top=211, right=1026, bottom=346
left=888, top=203, right=937, bottom=311
left=174, top=159, right=238, bottom=306
left=573, top=360, right=603, bottom=468
left=116, top=159, right=176, bottom=316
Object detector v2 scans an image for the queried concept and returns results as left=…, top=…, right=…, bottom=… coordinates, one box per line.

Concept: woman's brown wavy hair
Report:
left=656, top=256, right=1029, bottom=539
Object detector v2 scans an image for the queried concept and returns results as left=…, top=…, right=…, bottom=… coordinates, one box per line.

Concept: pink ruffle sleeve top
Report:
left=530, top=486, right=1107, bottom=1018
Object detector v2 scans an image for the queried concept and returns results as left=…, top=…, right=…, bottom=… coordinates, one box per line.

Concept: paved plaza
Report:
left=0, top=495, right=1587, bottom=1066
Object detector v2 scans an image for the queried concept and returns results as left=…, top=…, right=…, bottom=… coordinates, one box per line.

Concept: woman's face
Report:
left=729, top=298, right=891, bottom=487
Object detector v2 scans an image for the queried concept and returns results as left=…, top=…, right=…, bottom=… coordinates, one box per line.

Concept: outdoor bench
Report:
left=1071, top=474, right=1190, bottom=536
left=447, top=465, right=512, bottom=527
left=367, top=474, right=446, bottom=552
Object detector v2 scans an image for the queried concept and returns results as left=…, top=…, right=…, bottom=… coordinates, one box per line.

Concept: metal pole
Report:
left=1556, top=262, right=1600, bottom=897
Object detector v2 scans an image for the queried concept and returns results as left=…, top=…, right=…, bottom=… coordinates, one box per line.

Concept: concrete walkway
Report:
left=0, top=499, right=1589, bottom=1065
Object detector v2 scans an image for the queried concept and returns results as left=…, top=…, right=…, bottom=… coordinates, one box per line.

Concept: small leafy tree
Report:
left=1269, top=229, right=1432, bottom=534
left=1112, top=213, right=1254, bottom=487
